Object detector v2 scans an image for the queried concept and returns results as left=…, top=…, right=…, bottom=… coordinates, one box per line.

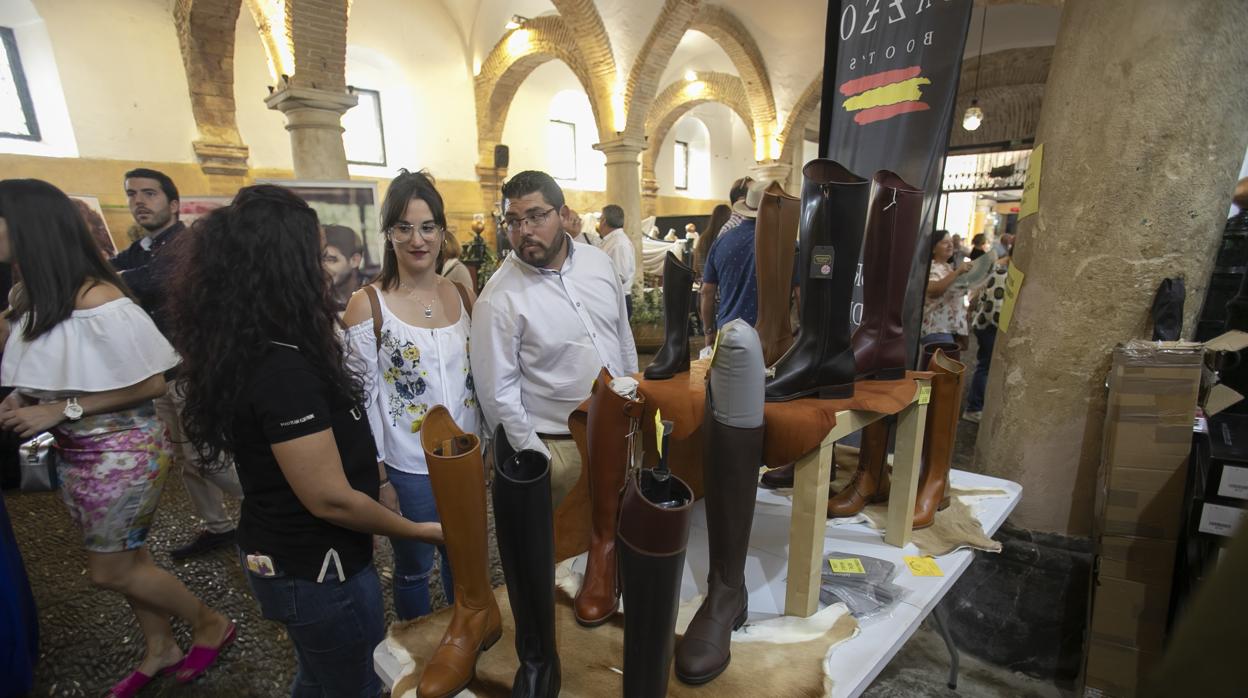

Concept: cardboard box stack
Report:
left=1084, top=341, right=1203, bottom=698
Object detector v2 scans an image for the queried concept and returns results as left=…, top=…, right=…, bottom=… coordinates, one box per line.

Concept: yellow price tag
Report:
left=654, top=408, right=663, bottom=457
left=708, top=332, right=721, bottom=365
left=904, top=555, right=944, bottom=577
left=917, top=386, right=931, bottom=405
left=1018, top=143, right=1042, bottom=220
left=999, top=262, right=1024, bottom=333
left=828, top=558, right=866, bottom=575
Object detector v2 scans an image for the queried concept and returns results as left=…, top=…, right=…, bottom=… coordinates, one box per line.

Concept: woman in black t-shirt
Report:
left=167, top=185, right=442, bottom=697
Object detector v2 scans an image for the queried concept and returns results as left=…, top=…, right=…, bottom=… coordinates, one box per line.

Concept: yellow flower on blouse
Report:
left=403, top=346, right=421, bottom=362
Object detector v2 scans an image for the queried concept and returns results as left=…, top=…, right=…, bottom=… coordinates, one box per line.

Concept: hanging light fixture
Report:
left=962, top=6, right=987, bottom=132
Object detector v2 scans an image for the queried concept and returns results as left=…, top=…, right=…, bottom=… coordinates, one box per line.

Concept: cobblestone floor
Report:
left=5, top=346, right=1065, bottom=697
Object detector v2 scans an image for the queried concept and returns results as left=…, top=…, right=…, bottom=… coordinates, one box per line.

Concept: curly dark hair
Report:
left=166, top=184, right=361, bottom=466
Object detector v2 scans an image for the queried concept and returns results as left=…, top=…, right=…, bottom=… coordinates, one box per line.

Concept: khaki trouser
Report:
left=153, top=383, right=242, bottom=534
left=541, top=437, right=582, bottom=511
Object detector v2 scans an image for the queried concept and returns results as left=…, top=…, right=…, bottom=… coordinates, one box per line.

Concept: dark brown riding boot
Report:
left=827, top=418, right=892, bottom=518
left=851, top=171, right=925, bottom=380
left=418, top=407, right=503, bottom=698
left=913, top=349, right=966, bottom=529
left=766, top=160, right=870, bottom=401
left=754, top=181, right=801, bottom=367
left=643, top=252, right=693, bottom=380
left=574, top=368, right=644, bottom=626
left=618, top=468, right=693, bottom=697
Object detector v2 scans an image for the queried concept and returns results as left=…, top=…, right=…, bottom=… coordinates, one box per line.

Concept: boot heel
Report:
left=818, top=384, right=854, bottom=399
left=938, top=495, right=951, bottom=511
left=732, top=605, right=748, bottom=631
left=481, top=625, right=503, bottom=652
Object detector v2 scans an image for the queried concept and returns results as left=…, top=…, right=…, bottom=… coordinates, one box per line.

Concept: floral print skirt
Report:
left=52, top=403, right=173, bottom=553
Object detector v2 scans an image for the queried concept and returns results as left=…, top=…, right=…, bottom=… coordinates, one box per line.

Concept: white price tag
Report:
left=1198, top=503, right=1246, bottom=537
left=1217, top=465, right=1248, bottom=501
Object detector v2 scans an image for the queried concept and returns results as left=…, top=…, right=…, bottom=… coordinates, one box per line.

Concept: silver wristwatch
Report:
left=63, top=397, right=83, bottom=421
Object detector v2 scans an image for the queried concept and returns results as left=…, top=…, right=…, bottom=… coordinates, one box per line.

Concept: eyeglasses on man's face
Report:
left=387, top=222, right=443, bottom=242
left=503, top=207, right=558, bottom=234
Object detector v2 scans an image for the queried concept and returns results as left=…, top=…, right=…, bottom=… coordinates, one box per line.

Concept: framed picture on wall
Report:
left=180, top=196, right=233, bottom=226
left=256, top=179, right=382, bottom=273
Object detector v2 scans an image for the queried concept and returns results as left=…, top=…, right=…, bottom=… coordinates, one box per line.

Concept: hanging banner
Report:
left=819, top=0, right=974, bottom=366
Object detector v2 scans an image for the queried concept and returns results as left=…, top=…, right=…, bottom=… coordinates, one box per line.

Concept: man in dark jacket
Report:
left=115, top=168, right=241, bottom=559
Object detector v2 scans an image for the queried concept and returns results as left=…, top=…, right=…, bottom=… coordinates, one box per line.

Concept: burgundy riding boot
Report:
left=851, top=171, right=925, bottom=380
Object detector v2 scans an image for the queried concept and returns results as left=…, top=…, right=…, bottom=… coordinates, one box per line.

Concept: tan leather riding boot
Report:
left=418, top=406, right=503, bottom=698
left=754, top=181, right=801, bottom=366
left=913, top=349, right=966, bottom=529
left=827, top=418, right=892, bottom=518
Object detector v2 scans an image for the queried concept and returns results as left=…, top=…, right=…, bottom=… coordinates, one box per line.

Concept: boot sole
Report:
left=573, top=601, right=619, bottom=628
left=766, top=383, right=855, bottom=402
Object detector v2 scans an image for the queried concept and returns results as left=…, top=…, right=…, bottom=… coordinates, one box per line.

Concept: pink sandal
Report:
left=106, top=661, right=183, bottom=698
left=175, top=621, right=236, bottom=684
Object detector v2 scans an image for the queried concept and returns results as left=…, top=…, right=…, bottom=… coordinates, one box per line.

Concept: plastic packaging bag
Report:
left=19, top=433, right=58, bottom=492
left=819, top=551, right=907, bottom=620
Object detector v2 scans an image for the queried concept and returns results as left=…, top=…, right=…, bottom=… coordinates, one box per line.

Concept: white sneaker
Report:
left=962, top=411, right=982, bottom=423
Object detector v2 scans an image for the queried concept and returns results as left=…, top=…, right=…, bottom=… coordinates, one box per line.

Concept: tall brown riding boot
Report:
left=754, top=181, right=801, bottom=367
left=913, top=349, right=966, bottom=529
left=827, top=418, right=892, bottom=518
left=418, top=406, right=503, bottom=698
left=574, top=367, right=645, bottom=627
left=851, top=171, right=925, bottom=380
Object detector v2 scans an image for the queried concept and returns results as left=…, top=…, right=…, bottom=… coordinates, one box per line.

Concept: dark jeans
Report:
left=386, top=466, right=453, bottom=619
left=966, top=326, right=997, bottom=412
left=243, top=558, right=384, bottom=698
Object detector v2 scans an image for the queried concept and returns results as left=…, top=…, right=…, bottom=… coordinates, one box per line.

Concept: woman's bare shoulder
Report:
left=76, top=282, right=125, bottom=310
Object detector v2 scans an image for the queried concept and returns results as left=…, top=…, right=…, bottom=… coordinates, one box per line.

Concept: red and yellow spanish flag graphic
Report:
left=839, top=66, right=932, bottom=125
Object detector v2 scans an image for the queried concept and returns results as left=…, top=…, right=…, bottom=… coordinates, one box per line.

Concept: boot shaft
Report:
left=755, top=182, right=801, bottom=366
left=644, top=252, right=694, bottom=380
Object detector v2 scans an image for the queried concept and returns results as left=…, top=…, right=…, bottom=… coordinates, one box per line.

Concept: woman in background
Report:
left=0, top=179, right=231, bottom=697
left=921, top=229, right=972, bottom=352
left=438, top=228, right=475, bottom=292
left=168, top=184, right=442, bottom=697
left=693, top=203, right=732, bottom=281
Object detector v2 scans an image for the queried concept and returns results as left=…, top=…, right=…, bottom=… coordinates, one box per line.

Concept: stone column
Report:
left=975, top=0, right=1248, bottom=535
left=264, top=85, right=357, bottom=181
left=594, top=137, right=647, bottom=292
left=750, top=160, right=793, bottom=188
left=641, top=173, right=659, bottom=218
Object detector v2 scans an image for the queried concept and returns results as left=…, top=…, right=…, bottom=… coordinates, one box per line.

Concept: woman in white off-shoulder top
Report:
left=0, top=179, right=232, bottom=695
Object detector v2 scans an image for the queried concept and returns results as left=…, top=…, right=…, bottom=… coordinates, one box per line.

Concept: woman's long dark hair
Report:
left=167, top=185, right=361, bottom=465
left=0, top=179, right=133, bottom=339
left=694, top=204, right=733, bottom=263
left=375, top=169, right=447, bottom=291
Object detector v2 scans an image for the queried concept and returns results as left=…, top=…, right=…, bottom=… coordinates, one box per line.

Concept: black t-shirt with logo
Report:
left=232, top=344, right=379, bottom=581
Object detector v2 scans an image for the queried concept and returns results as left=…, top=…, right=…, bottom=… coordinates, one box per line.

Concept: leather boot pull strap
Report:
left=883, top=189, right=898, bottom=211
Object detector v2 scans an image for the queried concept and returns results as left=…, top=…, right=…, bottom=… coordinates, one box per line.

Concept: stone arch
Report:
left=623, top=0, right=702, bottom=136
left=474, top=15, right=607, bottom=164
left=642, top=72, right=754, bottom=183
left=174, top=0, right=249, bottom=177
left=777, top=72, right=822, bottom=167
left=949, top=46, right=1053, bottom=148
left=549, top=0, right=618, bottom=122
left=689, top=4, right=777, bottom=141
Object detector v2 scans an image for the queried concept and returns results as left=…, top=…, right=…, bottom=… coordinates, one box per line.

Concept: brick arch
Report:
left=623, top=0, right=703, bottom=136
left=474, top=15, right=607, bottom=164
left=689, top=5, right=777, bottom=141
left=174, top=0, right=250, bottom=175
left=550, top=0, right=617, bottom=122
left=949, top=46, right=1053, bottom=148
left=642, top=72, right=754, bottom=182
left=777, top=72, right=822, bottom=167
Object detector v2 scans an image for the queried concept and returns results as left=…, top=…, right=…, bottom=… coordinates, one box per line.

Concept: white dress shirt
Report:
left=598, top=228, right=637, bottom=296
left=471, top=236, right=639, bottom=456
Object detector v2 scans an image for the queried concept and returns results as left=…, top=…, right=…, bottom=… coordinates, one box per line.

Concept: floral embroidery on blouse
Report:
left=380, top=329, right=430, bottom=433
left=462, top=337, right=477, bottom=410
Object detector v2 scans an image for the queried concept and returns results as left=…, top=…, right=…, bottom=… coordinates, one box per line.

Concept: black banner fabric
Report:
left=819, top=0, right=973, bottom=366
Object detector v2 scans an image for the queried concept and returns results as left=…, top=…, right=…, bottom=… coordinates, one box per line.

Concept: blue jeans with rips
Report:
left=386, top=465, right=454, bottom=619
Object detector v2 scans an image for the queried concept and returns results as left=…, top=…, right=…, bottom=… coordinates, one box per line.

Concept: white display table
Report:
left=375, top=469, right=1021, bottom=697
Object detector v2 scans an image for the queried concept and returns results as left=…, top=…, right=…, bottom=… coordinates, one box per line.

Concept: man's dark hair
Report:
left=324, top=224, right=362, bottom=257
left=729, top=176, right=753, bottom=205
left=601, top=204, right=625, bottom=230
left=123, top=167, right=179, bottom=202
left=502, top=170, right=565, bottom=210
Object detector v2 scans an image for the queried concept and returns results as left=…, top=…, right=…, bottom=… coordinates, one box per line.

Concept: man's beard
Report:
left=137, top=209, right=173, bottom=232
left=517, top=233, right=565, bottom=268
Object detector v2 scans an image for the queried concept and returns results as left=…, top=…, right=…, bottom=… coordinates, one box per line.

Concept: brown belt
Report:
left=537, top=432, right=573, bottom=441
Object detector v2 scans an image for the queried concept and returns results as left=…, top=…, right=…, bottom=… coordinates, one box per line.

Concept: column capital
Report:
left=192, top=140, right=249, bottom=178
left=593, top=136, right=648, bottom=163
left=750, top=160, right=793, bottom=184
left=264, top=85, right=358, bottom=116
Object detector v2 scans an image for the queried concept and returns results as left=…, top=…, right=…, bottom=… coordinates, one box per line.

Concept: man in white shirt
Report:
left=471, top=171, right=639, bottom=507
left=597, top=204, right=637, bottom=319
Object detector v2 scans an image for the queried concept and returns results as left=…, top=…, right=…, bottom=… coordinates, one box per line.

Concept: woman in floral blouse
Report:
left=921, top=229, right=972, bottom=348
left=344, top=170, right=478, bottom=619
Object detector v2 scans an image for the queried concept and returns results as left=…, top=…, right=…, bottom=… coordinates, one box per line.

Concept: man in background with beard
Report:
left=112, top=168, right=242, bottom=559
left=471, top=170, right=637, bottom=507
left=321, top=224, right=365, bottom=311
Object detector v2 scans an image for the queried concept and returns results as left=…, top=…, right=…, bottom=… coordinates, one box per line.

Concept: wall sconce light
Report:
left=506, top=15, right=528, bottom=30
